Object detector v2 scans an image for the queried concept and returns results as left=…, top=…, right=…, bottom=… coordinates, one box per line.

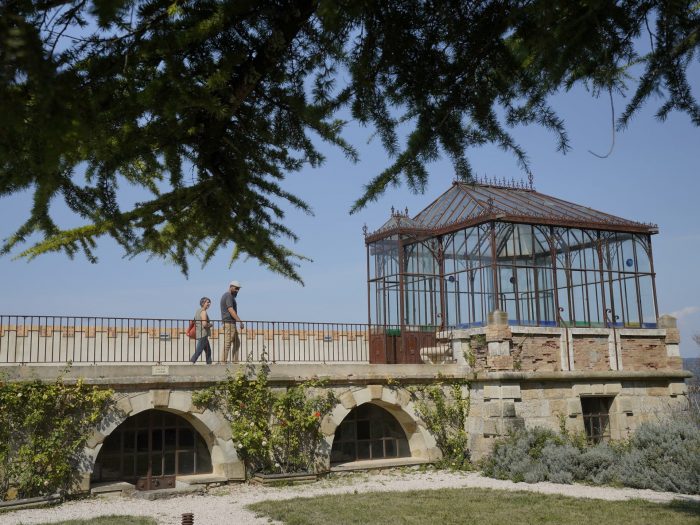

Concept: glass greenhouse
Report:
left=365, top=181, right=659, bottom=330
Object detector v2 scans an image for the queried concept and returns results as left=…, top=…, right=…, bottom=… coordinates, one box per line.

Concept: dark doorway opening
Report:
left=331, top=404, right=411, bottom=463
left=92, top=409, right=212, bottom=489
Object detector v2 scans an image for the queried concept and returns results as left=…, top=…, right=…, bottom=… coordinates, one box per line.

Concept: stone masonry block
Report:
left=486, top=401, right=503, bottom=418
left=485, top=326, right=512, bottom=343
left=502, top=401, right=516, bottom=418
left=98, top=414, right=122, bottom=436
left=380, top=387, right=399, bottom=406
left=352, top=388, right=372, bottom=406
left=483, top=385, right=500, bottom=400
left=330, top=404, right=349, bottom=427
left=501, top=417, right=525, bottom=433
left=213, top=438, right=238, bottom=459
left=603, top=383, right=622, bottom=395
left=517, top=400, right=550, bottom=419
left=150, top=389, right=170, bottom=408
left=115, top=395, right=133, bottom=417
left=590, top=384, right=606, bottom=395
left=320, top=416, right=336, bottom=436
left=215, top=461, right=245, bottom=480
left=572, top=384, right=592, bottom=396
left=666, top=344, right=680, bottom=357
left=648, top=386, right=668, bottom=397
left=488, top=341, right=511, bottom=356
left=482, top=419, right=499, bottom=436
left=402, top=420, right=418, bottom=434
left=168, top=391, right=194, bottom=413
left=129, top=392, right=153, bottom=414
left=567, top=399, right=582, bottom=416
left=396, top=388, right=412, bottom=407
left=75, top=473, right=91, bottom=493
left=664, top=328, right=680, bottom=344
left=426, top=447, right=442, bottom=461
left=86, top=430, right=105, bottom=449
left=669, top=382, right=688, bottom=396
left=196, top=409, right=229, bottom=439
left=543, top=385, right=572, bottom=399
left=657, top=315, right=677, bottom=329
left=617, top=397, right=633, bottom=414
left=408, top=430, right=433, bottom=452
left=612, top=413, right=630, bottom=434
left=368, top=384, right=383, bottom=400
left=548, top=399, right=566, bottom=415
left=520, top=386, right=543, bottom=401
left=339, top=390, right=356, bottom=409
left=501, top=385, right=521, bottom=400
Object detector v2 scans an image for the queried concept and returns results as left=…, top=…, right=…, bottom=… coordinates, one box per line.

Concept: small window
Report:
left=581, top=397, right=613, bottom=443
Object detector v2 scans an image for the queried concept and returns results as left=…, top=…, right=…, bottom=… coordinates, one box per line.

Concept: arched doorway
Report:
left=92, top=409, right=212, bottom=489
left=331, top=403, right=410, bottom=463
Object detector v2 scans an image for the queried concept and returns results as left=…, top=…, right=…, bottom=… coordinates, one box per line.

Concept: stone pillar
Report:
left=658, top=315, right=681, bottom=367
left=485, top=310, right=513, bottom=369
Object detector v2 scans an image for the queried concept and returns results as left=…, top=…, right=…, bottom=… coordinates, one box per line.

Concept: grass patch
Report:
left=35, top=516, right=156, bottom=525
left=247, top=488, right=700, bottom=525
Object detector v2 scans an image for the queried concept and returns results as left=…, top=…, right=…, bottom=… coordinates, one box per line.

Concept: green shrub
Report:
left=481, top=427, right=563, bottom=482
left=192, top=359, right=336, bottom=476
left=482, top=416, right=700, bottom=495
left=613, top=417, right=700, bottom=494
left=0, top=377, right=114, bottom=500
left=408, top=379, right=471, bottom=469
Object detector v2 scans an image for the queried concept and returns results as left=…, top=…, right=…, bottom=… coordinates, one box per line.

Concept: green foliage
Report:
left=0, top=376, right=114, bottom=500
left=482, top=416, right=700, bottom=494
left=193, top=359, right=336, bottom=475
left=469, top=335, right=486, bottom=353
left=408, top=379, right=471, bottom=469
left=1, top=1, right=699, bottom=279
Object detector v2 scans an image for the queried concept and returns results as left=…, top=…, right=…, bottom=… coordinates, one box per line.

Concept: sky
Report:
left=1, top=78, right=699, bottom=358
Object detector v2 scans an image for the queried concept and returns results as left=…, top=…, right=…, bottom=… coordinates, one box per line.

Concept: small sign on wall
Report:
left=151, top=365, right=169, bottom=376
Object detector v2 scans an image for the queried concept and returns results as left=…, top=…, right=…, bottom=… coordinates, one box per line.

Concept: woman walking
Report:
left=190, top=297, right=213, bottom=364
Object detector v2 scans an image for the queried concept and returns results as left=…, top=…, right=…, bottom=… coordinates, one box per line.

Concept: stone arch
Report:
left=320, top=384, right=439, bottom=469
left=79, top=389, right=243, bottom=490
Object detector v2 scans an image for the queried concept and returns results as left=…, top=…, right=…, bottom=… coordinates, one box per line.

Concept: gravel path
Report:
left=5, top=470, right=700, bottom=525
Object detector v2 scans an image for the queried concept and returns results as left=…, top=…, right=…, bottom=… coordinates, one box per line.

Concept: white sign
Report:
left=152, top=365, right=169, bottom=376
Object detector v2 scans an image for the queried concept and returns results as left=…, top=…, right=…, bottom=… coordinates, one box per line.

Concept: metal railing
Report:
left=0, top=315, right=379, bottom=365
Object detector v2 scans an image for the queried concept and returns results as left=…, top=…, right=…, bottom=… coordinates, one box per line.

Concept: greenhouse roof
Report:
left=366, top=180, right=658, bottom=243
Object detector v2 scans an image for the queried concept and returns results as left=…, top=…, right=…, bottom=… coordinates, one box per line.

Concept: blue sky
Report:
left=1, top=80, right=698, bottom=358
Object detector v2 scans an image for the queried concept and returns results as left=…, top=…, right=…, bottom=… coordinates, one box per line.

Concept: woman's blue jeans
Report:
left=191, top=336, right=212, bottom=364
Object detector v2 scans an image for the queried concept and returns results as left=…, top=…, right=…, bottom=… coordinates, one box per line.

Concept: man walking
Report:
left=220, top=280, right=244, bottom=363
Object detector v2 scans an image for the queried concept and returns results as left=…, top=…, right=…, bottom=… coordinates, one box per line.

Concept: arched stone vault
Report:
left=79, top=389, right=244, bottom=491
left=319, top=384, right=440, bottom=469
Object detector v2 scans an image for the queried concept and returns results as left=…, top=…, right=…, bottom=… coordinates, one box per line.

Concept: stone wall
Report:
left=1, top=362, right=690, bottom=488
left=467, top=377, right=689, bottom=459
left=450, top=312, right=683, bottom=374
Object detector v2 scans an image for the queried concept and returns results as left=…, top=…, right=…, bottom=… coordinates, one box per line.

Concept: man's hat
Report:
left=229, top=280, right=242, bottom=288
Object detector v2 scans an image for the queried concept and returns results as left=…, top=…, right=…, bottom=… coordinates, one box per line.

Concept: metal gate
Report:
left=369, top=328, right=435, bottom=364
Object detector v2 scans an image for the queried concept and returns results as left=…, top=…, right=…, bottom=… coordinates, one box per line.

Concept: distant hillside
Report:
left=683, top=358, right=699, bottom=384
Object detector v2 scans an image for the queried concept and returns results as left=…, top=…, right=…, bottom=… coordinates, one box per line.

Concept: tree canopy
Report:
left=1, top=0, right=698, bottom=282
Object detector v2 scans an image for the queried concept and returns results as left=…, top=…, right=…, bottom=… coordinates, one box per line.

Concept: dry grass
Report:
left=38, top=516, right=156, bottom=525
left=248, top=487, right=700, bottom=525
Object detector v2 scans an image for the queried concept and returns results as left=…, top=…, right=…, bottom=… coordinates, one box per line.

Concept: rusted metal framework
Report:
left=365, top=180, right=659, bottom=331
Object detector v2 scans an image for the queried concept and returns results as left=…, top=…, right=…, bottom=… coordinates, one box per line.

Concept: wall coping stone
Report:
left=0, top=364, right=690, bottom=386
left=451, top=326, right=668, bottom=338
